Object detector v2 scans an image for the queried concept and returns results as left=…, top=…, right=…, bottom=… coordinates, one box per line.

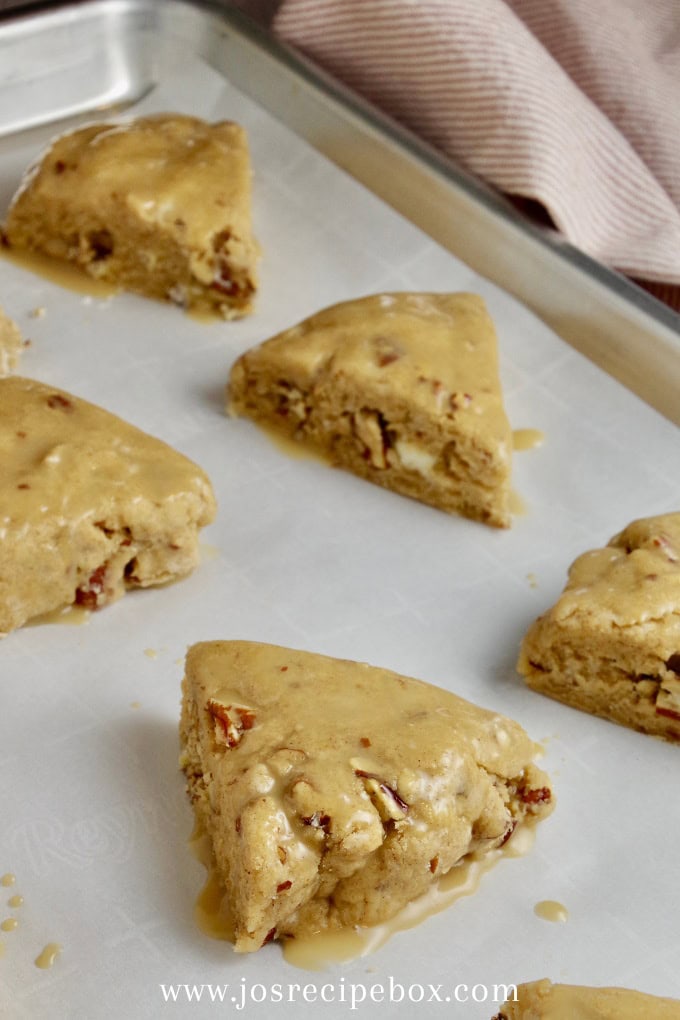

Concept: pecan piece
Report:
left=371, top=334, right=403, bottom=367
left=377, top=350, right=400, bottom=367
left=656, top=706, right=680, bottom=722
left=273, top=381, right=307, bottom=422
left=74, top=564, right=109, bottom=609
left=652, top=533, right=678, bottom=562
left=352, top=409, right=391, bottom=469
left=87, top=228, right=114, bottom=261
left=656, top=674, right=680, bottom=720
left=450, top=392, right=472, bottom=411
left=355, top=769, right=408, bottom=821
left=206, top=700, right=256, bottom=748
left=518, top=784, right=551, bottom=806
left=47, top=394, right=73, bottom=411
left=666, top=653, right=680, bottom=675
left=499, top=819, right=517, bottom=847
left=211, top=269, right=239, bottom=296
left=301, top=812, right=331, bottom=833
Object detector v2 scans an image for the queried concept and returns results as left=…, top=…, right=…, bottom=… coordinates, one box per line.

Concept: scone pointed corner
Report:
left=180, top=639, right=553, bottom=955
left=227, top=292, right=513, bottom=527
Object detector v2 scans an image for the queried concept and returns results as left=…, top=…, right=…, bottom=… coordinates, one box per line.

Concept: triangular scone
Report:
left=518, top=513, right=680, bottom=742
left=0, top=377, right=216, bottom=636
left=228, top=293, right=513, bottom=526
left=180, top=641, right=553, bottom=953
left=3, top=114, right=258, bottom=318
left=494, top=979, right=680, bottom=1019
left=0, top=305, right=23, bottom=377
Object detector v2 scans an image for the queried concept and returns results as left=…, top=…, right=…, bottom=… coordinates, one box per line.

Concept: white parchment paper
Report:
left=0, top=54, right=678, bottom=1020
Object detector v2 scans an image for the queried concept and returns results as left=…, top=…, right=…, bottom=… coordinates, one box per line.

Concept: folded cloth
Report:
left=272, top=0, right=680, bottom=309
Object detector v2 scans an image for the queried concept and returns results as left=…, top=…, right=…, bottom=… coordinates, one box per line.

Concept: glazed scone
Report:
left=0, top=376, right=216, bottom=636
left=0, top=305, right=23, bottom=376
left=180, top=640, right=553, bottom=953
left=518, top=513, right=680, bottom=742
left=493, top=978, right=680, bottom=1019
left=3, top=114, right=258, bottom=318
left=228, top=293, right=513, bottom=526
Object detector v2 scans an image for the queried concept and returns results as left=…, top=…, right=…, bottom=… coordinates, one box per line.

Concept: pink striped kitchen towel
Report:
left=272, top=0, right=680, bottom=310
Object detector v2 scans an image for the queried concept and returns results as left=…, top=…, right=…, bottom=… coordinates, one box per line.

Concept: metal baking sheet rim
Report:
left=0, top=0, right=678, bottom=425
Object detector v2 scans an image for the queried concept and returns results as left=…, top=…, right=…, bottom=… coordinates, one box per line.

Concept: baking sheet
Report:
left=0, top=37, right=679, bottom=1020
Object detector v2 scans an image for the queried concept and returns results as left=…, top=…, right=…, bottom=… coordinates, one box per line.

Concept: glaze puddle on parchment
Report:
left=534, top=900, right=569, bottom=923
left=512, top=429, right=545, bottom=452
left=257, top=422, right=330, bottom=466
left=34, top=943, right=62, bottom=969
left=190, top=821, right=538, bottom=970
left=509, top=489, right=527, bottom=516
left=282, top=851, right=503, bottom=970
left=27, top=604, right=91, bottom=628
left=0, top=245, right=119, bottom=299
